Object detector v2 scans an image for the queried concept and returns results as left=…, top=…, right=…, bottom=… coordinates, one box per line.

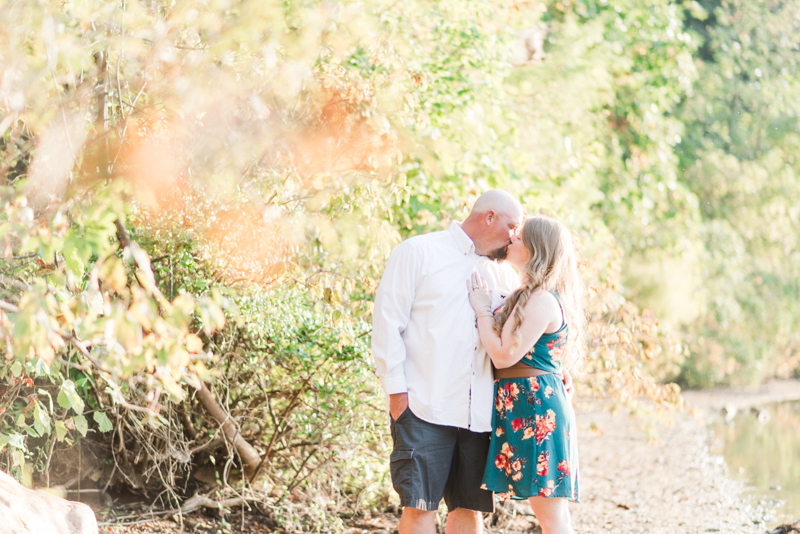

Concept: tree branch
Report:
left=194, top=382, right=262, bottom=478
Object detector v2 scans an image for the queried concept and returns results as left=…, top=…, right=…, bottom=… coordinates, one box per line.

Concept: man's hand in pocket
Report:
left=389, top=392, right=409, bottom=421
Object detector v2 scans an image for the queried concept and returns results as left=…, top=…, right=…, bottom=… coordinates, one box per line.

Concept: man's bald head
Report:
left=461, top=190, right=524, bottom=259
left=470, top=190, right=523, bottom=220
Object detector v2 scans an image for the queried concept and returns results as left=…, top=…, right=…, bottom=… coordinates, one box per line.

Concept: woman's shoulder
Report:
left=523, top=289, right=562, bottom=323
left=525, top=289, right=559, bottom=307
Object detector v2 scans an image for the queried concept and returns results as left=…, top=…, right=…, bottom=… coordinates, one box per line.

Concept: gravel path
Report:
left=99, top=380, right=800, bottom=533
left=566, top=404, right=766, bottom=534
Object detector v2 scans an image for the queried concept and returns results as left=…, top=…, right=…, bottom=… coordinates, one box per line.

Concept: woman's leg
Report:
left=527, top=496, right=574, bottom=534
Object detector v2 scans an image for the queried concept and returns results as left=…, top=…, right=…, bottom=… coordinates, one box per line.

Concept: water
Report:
left=712, top=401, right=800, bottom=525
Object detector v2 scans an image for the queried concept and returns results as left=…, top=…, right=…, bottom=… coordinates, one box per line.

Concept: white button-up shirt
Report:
left=371, top=222, right=519, bottom=432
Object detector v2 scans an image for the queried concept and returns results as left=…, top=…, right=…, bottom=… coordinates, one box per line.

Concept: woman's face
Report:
left=505, top=231, right=530, bottom=271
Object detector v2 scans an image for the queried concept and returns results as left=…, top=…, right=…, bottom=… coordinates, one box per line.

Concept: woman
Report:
left=467, top=215, right=584, bottom=534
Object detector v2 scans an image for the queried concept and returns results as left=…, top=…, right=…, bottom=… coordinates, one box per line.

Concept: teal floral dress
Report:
left=481, top=296, right=579, bottom=502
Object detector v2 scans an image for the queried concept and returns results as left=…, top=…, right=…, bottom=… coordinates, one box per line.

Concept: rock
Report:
left=0, top=470, right=98, bottom=534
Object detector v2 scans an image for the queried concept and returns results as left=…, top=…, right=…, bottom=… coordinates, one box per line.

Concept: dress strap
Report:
left=551, top=291, right=565, bottom=328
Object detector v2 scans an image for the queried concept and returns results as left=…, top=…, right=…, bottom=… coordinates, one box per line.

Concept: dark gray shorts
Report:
left=389, top=407, right=494, bottom=513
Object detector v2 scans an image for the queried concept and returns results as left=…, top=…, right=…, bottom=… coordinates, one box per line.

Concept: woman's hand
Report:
left=467, top=272, right=492, bottom=315
left=561, top=368, right=574, bottom=403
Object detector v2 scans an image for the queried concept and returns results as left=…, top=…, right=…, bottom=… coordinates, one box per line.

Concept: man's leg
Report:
left=390, top=410, right=458, bottom=534
left=444, top=508, right=483, bottom=534
left=399, top=507, right=437, bottom=534
left=442, top=428, right=493, bottom=534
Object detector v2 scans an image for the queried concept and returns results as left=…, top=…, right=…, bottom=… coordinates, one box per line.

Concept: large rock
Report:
left=0, top=470, right=98, bottom=534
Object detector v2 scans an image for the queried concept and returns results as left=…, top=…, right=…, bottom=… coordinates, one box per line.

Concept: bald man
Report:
left=372, top=191, right=524, bottom=534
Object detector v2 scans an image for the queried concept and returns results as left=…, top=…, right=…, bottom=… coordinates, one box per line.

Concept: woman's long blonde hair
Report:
left=493, top=215, right=585, bottom=367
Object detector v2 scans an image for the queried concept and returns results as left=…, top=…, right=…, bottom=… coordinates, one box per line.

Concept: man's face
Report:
left=485, top=211, right=522, bottom=261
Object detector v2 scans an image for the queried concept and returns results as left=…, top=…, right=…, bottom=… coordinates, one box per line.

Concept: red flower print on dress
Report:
left=557, top=460, right=572, bottom=476
left=511, top=418, right=523, bottom=432
left=529, top=376, right=540, bottom=392
left=536, top=451, right=550, bottom=476
left=495, top=381, right=522, bottom=419
left=512, top=471, right=523, bottom=481
left=534, top=409, right=557, bottom=444
left=538, top=479, right=556, bottom=497
left=496, top=442, right=527, bottom=478
left=495, top=452, right=509, bottom=472
left=546, top=334, right=567, bottom=360
left=522, top=427, right=535, bottom=440
left=498, top=485, right=517, bottom=500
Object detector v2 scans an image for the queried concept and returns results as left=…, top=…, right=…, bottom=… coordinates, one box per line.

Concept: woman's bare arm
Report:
left=468, top=272, right=562, bottom=368
left=477, top=291, right=557, bottom=368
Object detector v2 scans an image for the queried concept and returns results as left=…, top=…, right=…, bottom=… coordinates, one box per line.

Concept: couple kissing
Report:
left=372, top=190, right=583, bottom=534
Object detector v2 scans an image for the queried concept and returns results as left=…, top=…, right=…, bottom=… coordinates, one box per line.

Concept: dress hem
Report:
left=482, top=484, right=579, bottom=503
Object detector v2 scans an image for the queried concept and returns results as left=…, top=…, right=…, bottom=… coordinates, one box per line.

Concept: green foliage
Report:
left=675, top=0, right=800, bottom=385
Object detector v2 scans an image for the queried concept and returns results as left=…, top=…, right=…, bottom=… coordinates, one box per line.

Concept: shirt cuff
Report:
left=380, top=374, right=408, bottom=395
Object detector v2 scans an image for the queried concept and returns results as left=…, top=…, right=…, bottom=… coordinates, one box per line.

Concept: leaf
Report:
left=54, top=421, right=68, bottom=442
left=98, top=255, right=128, bottom=294
left=93, top=412, right=113, bottom=433
left=184, top=333, right=204, bottom=353
left=159, top=373, right=186, bottom=401
left=10, top=361, right=22, bottom=378
left=73, top=414, right=88, bottom=437
left=33, top=402, right=51, bottom=436
left=7, top=432, right=25, bottom=450
left=57, top=380, right=84, bottom=414
left=63, top=236, right=92, bottom=277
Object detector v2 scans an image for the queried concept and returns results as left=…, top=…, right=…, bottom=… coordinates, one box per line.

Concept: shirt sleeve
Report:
left=371, top=241, right=420, bottom=395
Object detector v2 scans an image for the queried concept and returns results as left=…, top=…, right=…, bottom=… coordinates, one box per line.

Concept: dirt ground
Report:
left=566, top=379, right=800, bottom=534
left=98, top=379, right=800, bottom=534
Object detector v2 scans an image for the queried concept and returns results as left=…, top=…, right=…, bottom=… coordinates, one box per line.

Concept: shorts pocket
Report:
left=389, top=448, right=415, bottom=500
left=391, top=406, right=411, bottom=423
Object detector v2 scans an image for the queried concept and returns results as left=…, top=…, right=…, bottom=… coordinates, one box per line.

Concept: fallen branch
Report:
left=0, top=299, right=20, bottom=313
left=97, top=492, right=259, bottom=526
left=768, top=521, right=800, bottom=534
left=114, top=219, right=131, bottom=250
left=194, top=381, right=262, bottom=477
left=177, top=493, right=250, bottom=515
left=0, top=275, right=30, bottom=292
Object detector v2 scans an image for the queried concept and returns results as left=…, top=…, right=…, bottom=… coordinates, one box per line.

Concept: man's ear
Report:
left=485, top=210, right=496, bottom=225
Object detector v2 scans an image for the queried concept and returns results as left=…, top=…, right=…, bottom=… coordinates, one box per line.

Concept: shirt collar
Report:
left=449, top=221, right=476, bottom=255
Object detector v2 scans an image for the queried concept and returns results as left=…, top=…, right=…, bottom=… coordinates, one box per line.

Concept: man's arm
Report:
left=371, top=242, right=419, bottom=419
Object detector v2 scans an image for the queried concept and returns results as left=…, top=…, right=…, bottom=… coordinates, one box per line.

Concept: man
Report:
left=371, top=190, right=524, bottom=534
